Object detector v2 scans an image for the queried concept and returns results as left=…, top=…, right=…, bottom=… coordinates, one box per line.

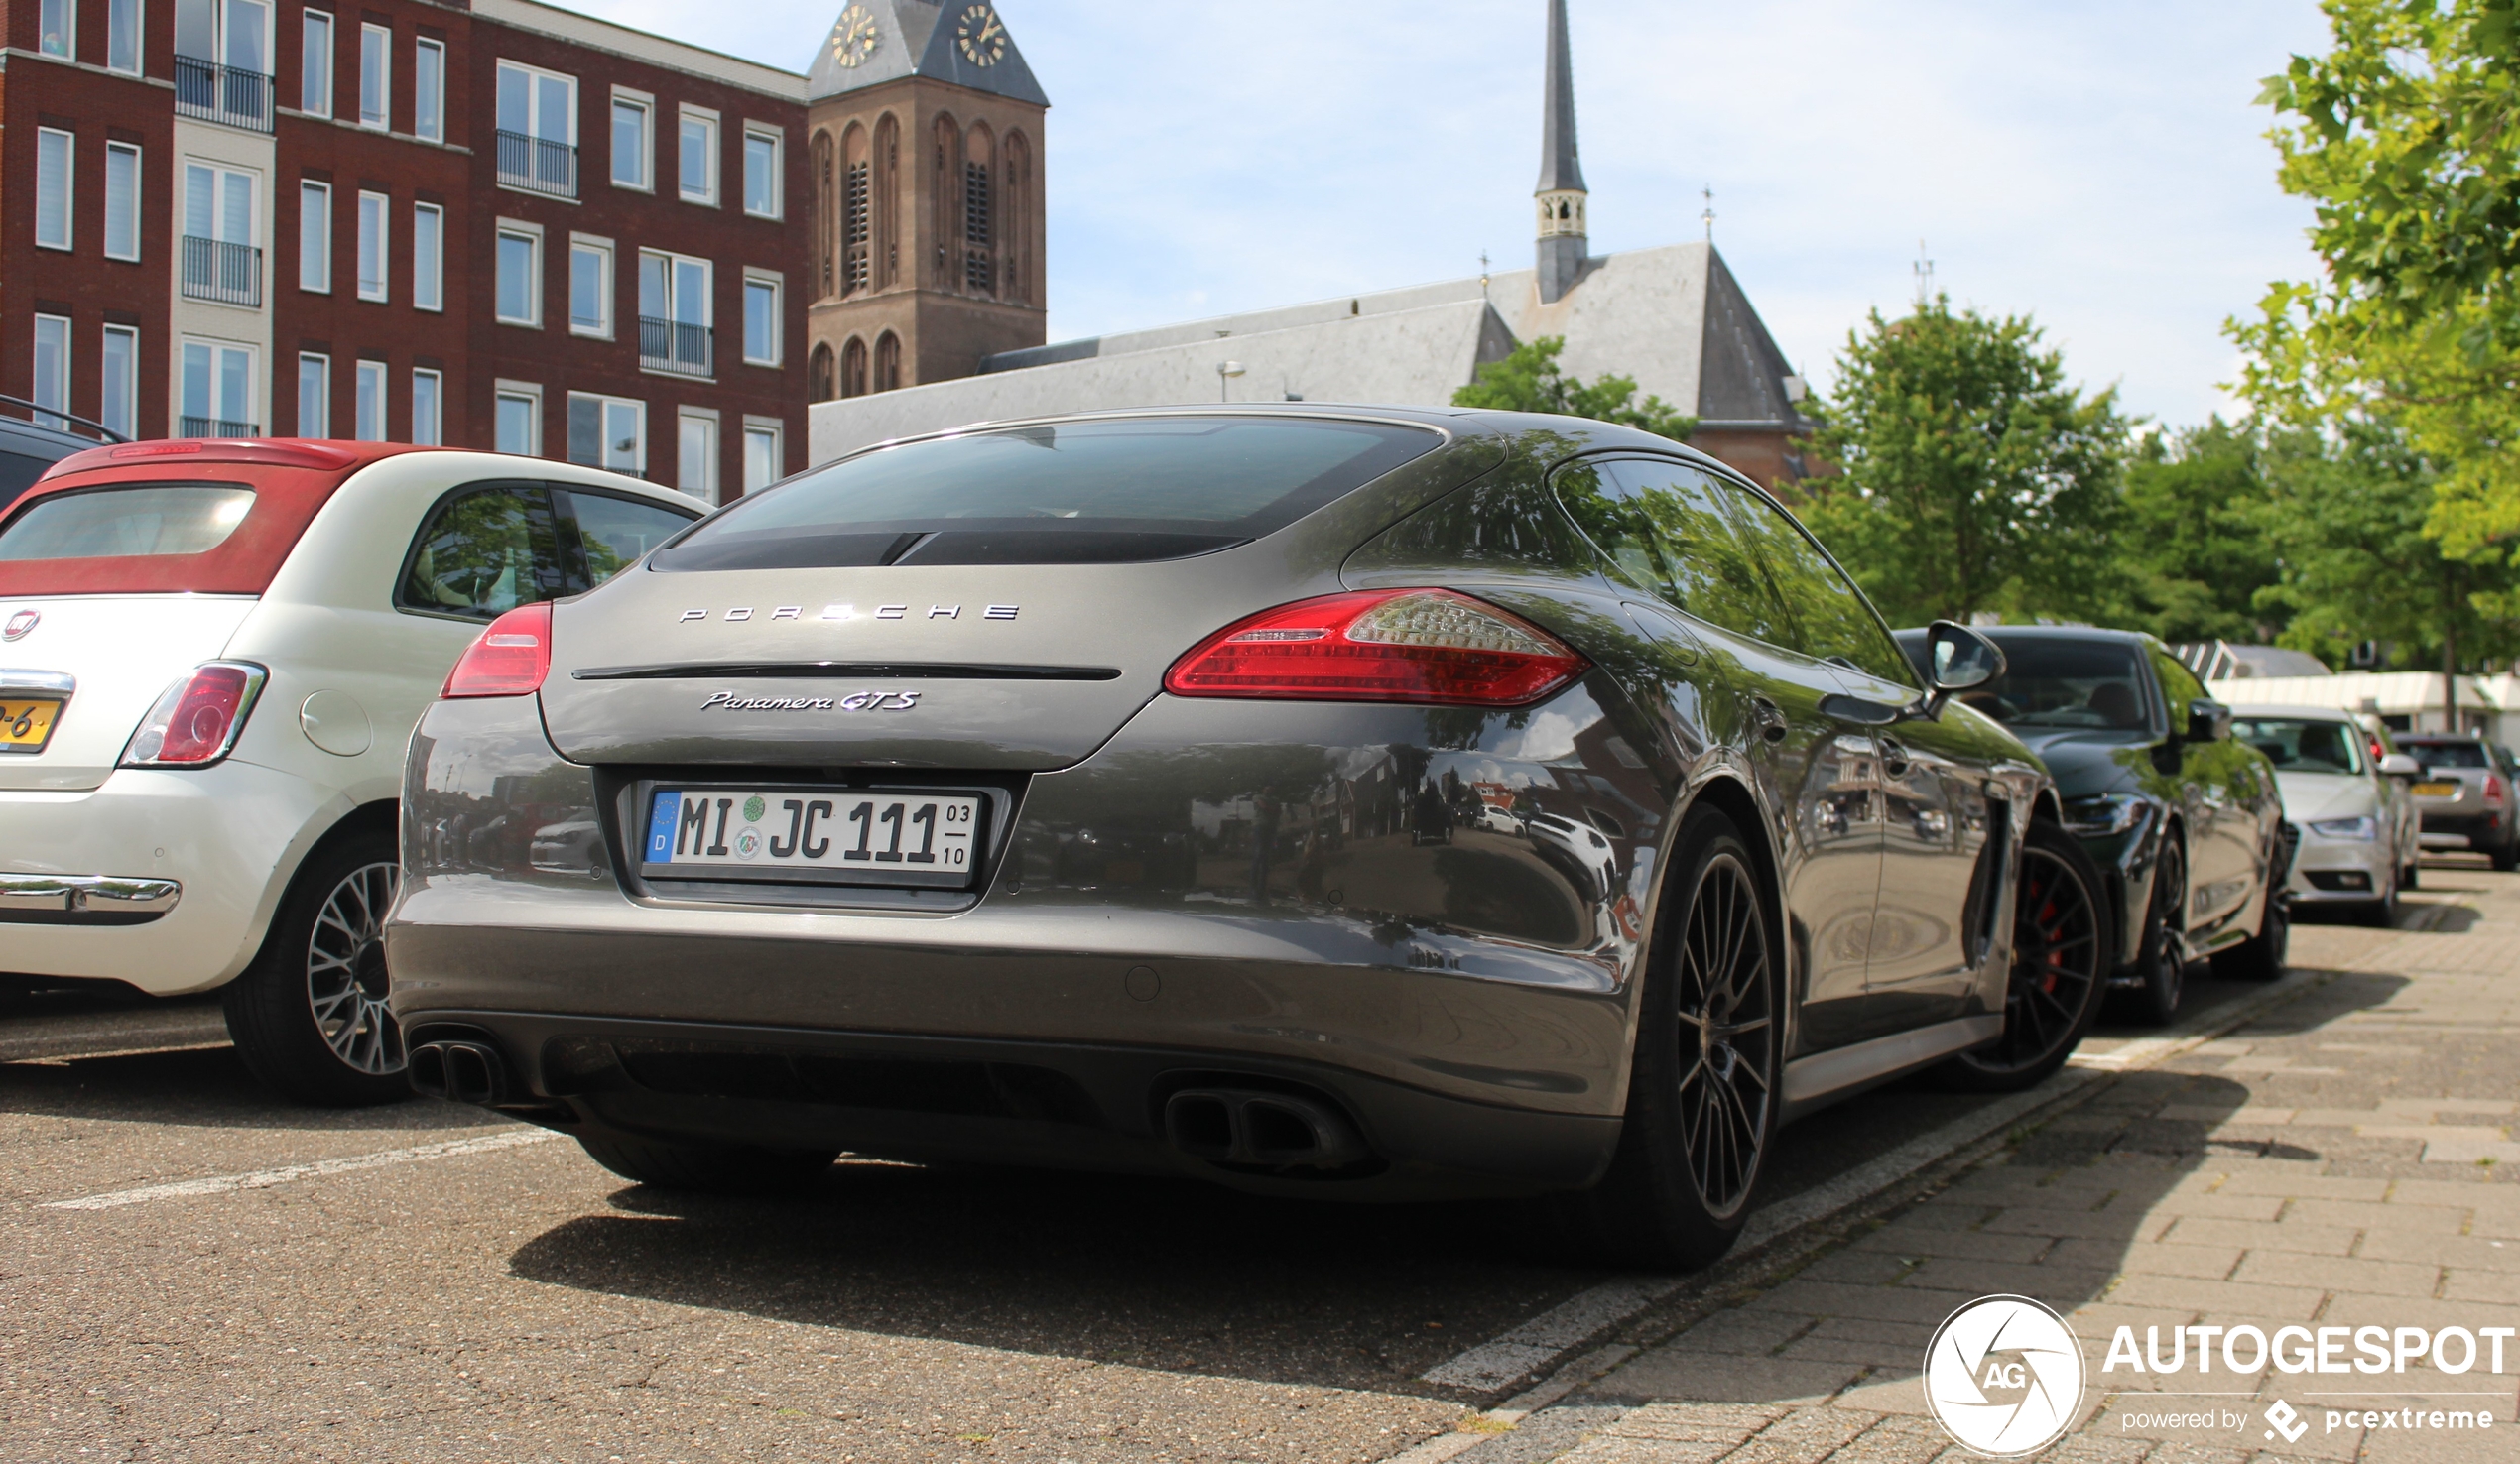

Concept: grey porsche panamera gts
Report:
left=387, top=405, right=2113, bottom=1269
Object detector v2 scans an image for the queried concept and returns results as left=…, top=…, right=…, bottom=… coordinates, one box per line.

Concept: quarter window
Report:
left=1715, top=475, right=1914, bottom=684
left=397, top=484, right=566, bottom=619
left=1562, top=458, right=1787, bottom=647
left=566, top=490, right=693, bottom=586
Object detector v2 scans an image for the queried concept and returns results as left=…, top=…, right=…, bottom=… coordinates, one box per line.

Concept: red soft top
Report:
left=0, top=439, right=450, bottom=597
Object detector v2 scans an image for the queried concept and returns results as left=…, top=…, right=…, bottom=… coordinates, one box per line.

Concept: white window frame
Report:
left=36, top=129, right=73, bottom=253
left=495, top=219, right=542, bottom=328
left=299, top=180, right=331, bottom=293
left=356, top=189, right=387, bottom=302
left=32, top=315, right=71, bottom=431
left=353, top=358, right=386, bottom=441
left=609, top=87, right=653, bottom=191
left=103, top=142, right=142, bottom=262
left=301, top=8, right=332, bottom=116
left=107, top=0, right=142, bottom=75
left=677, top=104, right=719, bottom=206
left=568, top=232, right=613, bottom=339
left=101, top=324, right=138, bottom=439
left=411, top=367, right=441, bottom=446
left=358, top=22, right=389, bottom=130
left=568, top=391, right=645, bottom=475
left=40, top=0, right=74, bottom=60
left=741, top=123, right=782, bottom=220
left=297, top=350, right=329, bottom=437
left=180, top=336, right=259, bottom=436
left=494, top=379, right=541, bottom=456
left=740, top=269, right=782, bottom=367
left=677, top=406, right=719, bottom=503
left=412, top=200, right=443, bottom=311
left=413, top=36, right=444, bottom=143
left=742, top=417, right=784, bottom=495
left=497, top=61, right=579, bottom=146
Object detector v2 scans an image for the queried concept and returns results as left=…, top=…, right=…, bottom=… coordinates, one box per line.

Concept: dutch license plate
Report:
left=0, top=696, right=63, bottom=752
left=2412, top=782, right=2460, bottom=797
left=644, top=788, right=982, bottom=888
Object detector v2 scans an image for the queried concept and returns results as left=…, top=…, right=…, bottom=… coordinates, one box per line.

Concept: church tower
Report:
left=1534, top=0, right=1588, bottom=305
left=803, top=2, right=1050, bottom=400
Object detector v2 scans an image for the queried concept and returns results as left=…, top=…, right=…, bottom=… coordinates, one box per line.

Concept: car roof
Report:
left=0, top=413, right=107, bottom=461
left=36, top=437, right=429, bottom=482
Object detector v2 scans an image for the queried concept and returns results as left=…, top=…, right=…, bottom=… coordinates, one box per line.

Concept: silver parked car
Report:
left=2225, top=705, right=2422, bottom=924
left=387, top=406, right=2110, bottom=1271
left=2397, top=735, right=2520, bottom=870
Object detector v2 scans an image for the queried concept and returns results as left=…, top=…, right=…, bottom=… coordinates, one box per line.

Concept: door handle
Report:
left=1749, top=696, right=1789, bottom=744
left=1878, top=736, right=1911, bottom=777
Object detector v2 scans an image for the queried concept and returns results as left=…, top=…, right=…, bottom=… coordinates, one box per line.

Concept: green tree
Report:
left=2117, top=419, right=2283, bottom=644
left=1798, top=296, right=2132, bottom=626
left=1452, top=336, right=1698, bottom=441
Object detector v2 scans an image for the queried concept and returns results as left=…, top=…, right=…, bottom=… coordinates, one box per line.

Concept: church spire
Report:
left=1534, top=0, right=1588, bottom=303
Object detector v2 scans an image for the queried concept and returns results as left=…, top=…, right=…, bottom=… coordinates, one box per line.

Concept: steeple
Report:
left=1534, top=0, right=1588, bottom=304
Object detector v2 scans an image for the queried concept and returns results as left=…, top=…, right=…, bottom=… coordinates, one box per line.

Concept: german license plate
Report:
left=0, top=696, right=63, bottom=753
left=2412, top=782, right=2460, bottom=797
left=644, top=788, right=982, bottom=888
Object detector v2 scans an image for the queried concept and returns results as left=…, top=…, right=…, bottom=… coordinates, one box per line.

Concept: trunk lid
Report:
left=0, top=594, right=259, bottom=790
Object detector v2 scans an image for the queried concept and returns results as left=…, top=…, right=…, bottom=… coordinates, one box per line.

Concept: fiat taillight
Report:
left=442, top=602, right=554, bottom=699
left=1164, top=589, right=1588, bottom=707
left=120, top=662, right=268, bottom=768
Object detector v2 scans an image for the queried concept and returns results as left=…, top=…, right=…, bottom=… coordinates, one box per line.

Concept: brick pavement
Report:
left=1495, top=865, right=2520, bottom=1463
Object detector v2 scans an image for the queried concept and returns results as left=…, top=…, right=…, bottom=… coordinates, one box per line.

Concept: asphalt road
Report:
left=0, top=886, right=2393, bottom=1463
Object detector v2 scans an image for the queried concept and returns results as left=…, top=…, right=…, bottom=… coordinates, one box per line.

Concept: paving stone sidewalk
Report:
left=1491, top=866, right=2520, bottom=1464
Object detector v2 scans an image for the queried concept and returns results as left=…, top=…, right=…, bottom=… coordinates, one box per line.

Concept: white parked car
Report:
left=2225, top=704, right=2424, bottom=924
left=0, top=439, right=700, bottom=1102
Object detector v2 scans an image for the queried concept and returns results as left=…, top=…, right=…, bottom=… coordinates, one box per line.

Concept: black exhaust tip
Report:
left=1161, top=1086, right=1370, bottom=1169
left=409, top=1039, right=507, bottom=1106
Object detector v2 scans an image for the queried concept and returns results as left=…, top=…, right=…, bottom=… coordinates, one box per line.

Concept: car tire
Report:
left=2494, top=836, right=2519, bottom=873
left=576, top=1134, right=836, bottom=1194
left=2357, top=871, right=2400, bottom=928
left=2214, top=886, right=2290, bottom=982
left=2402, top=860, right=2420, bottom=891
left=2129, top=833, right=2188, bottom=1028
left=1932, top=818, right=2114, bottom=1092
left=221, top=825, right=411, bottom=1107
left=1555, top=804, right=1779, bottom=1271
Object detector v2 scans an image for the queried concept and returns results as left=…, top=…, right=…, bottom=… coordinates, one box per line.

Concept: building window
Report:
left=356, top=190, right=387, bottom=301
left=677, top=409, right=717, bottom=502
left=495, top=227, right=539, bottom=326
left=102, top=326, right=138, bottom=439
left=411, top=368, right=441, bottom=446
left=808, top=342, right=834, bottom=403
left=637, top=249, right=711, bottom=377
left=875, top=330, right=901, bottom=392
left=743, top=421, right=782, bottom=493
left=413, top=37, right=443, bottom=142
left=611, top=93, right=651, bottom=189
left=494, top=383, right=539, bottom=455
left=569, top=237, right=611, bottom=337
left=743, top=126, right=781, bottom=219
left=36, top=130, right=73, bottom=253
left=32, top=316, right=70, bottom=432
left=108, top=0, right=142, bottom=74
left=496, top=61, right=578, bottom=197
left=358, top=22, right=389, bottom=128
left=963, top=133, right=994, bottom=296
left=412, top=202, right=443, bottom=311
left=175, top=0, right=275, bottom=130
left=354, top=358, right=385, bottom=440
left=40, top=0, right=73, bottom=59
left=301, top=9, right=331, bottom=115
left=299, top=181, right=330, bottom=292
left=840, top=336, right=866, bottom=399
left=567, top=392, right=644, bottom=475
left=183, top=163, right=260, bottom=308
left=298, top=352, right=329, bottom=437
left=181, top=338, right=257, bottom=437
left=678, top=107, right=717, bottom=205
left=839, top=125, right=870, bottom=297
left=742, top=273, right=780, bottom=367
left=104, top=143, right=141, bottom=262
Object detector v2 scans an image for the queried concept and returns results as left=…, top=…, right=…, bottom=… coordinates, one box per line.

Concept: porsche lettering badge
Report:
left=698, top=690, right=922, bottom=712
left=678, top=604, right=1020, bottom=623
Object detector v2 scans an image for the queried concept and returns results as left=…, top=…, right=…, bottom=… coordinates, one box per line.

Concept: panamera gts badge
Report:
left=3, top=610, right=37, bottom=641
left=699, top=690, right=921, bottom=712
left=679, top=604, right=1019, bottom=623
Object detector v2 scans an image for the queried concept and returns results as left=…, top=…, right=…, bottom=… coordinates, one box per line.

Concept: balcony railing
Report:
left=640, top=316, right=713, bottom=377
left=181, top=417, right=258, bottom=439
left=174, top=56, right=273, bottom=132
left=496, top=130, right=578, bottom=198
left=181, top=236, right=263, bottom=308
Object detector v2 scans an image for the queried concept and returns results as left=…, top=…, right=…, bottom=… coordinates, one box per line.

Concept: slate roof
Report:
left=807, top=0, right=1050, bottom=106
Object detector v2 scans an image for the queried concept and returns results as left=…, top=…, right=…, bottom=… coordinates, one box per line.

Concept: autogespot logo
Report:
left=1924, top=1295, right=2086, bottom=1457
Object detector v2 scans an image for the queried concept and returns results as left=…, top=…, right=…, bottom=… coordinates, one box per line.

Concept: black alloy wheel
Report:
left=2129, top=833, right=2189, bottom=1027
left=1935, top=819, right=2112, bottom=1091
left=223, top=827, right=413, bottom=1107
left=1558, top=804, right=1779, bottom=1271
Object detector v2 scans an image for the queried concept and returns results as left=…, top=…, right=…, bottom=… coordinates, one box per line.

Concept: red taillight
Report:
left=442, top=602, right=554, bottom=698
left=1164, top=589, right=1588, bottom=706
left=120, top=662, right=267, bottom=768
left=2489, top=775, right=2506, bottom=805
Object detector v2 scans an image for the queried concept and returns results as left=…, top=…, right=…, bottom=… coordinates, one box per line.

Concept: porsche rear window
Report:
left=652, top=417, right=1439, bottom=571
left=0, top=485, right=256, bottom=560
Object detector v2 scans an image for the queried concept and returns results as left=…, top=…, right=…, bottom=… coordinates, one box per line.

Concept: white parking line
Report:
left=43, top=1129, right=563, bottom=1211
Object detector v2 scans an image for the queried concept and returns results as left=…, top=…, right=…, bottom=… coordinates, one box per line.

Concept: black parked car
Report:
left=0, top=395, right=125, bottom=511
left=1895, top=626, right=2287, bottom=1024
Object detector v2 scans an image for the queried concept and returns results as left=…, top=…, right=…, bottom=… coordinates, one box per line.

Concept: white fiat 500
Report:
left=0, top=438, right=700, bottom=1103
left=2226, top=704, right=2424, bottom=924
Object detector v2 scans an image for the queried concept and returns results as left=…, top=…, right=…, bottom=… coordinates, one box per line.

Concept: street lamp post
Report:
left=1216, top=360, right=1245, bottom=402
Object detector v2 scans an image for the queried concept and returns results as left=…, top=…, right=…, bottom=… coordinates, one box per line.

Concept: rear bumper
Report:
left=2419, top=809, right=2507, bottom=848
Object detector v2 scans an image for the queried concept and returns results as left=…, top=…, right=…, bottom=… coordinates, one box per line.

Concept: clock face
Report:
left=955, top=3, right=1006, bottom=66
left=831, top=4, right=879, bottom=67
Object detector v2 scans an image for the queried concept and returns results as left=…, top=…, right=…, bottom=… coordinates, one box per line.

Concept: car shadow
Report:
left=0, top=1045, right=509, bottom=1134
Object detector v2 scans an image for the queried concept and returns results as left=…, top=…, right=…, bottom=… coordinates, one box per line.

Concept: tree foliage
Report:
left=2116, top=420, right=2283, bottom=645
left=1452, top=336, right=1698, bottom=441
left=1797, top=297, right=2132, bottom=627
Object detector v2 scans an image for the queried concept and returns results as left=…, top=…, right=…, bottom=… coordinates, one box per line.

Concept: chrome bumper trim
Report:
left=0, top=873, right=182, bottom=923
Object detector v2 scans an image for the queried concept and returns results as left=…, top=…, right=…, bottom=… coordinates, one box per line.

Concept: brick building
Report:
left=1, top=0, right=810, bottom=501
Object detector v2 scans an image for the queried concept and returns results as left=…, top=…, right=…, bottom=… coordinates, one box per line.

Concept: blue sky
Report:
left=571, top=0, right=2335, bottom=429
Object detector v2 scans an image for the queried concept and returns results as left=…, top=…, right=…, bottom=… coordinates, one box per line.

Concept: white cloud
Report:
left=554, top=0, right=2333, bottom=427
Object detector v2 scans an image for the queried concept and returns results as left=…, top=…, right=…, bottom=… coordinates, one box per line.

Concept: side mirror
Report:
left=2378, top=753, right=2423, bottom=779
left=1916, top=620, right=2004, bottom=720
left=2187, top=699, right=2233, bottom=743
